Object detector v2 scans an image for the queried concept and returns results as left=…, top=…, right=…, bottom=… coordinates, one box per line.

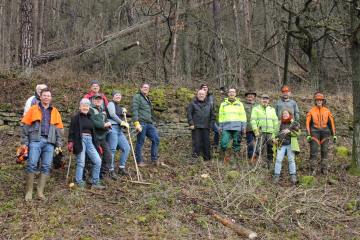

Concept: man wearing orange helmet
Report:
left=275, top=85, right=300, bottom=122
left=306, top=92, right=336, bottom=175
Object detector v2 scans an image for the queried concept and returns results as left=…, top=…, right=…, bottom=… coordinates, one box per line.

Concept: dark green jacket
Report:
left=89, top=106, right=108, bottom=141
left=132, top=92, right=154, bottom=124
left=244, top=101, right=258, bottom=132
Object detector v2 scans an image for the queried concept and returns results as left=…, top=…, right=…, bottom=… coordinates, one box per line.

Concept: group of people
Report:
left=19, top=81, right=337, bottom=201
left=21, top=81, right=160, bottom=201
left=187, top=84, right=337, bottom=185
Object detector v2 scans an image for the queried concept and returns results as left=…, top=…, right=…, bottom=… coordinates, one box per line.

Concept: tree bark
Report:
left=283, top=11, right=292, bottom=86
left=213, top=0, right=225, bottom=87
left=37, top=0, right=44, bottom=55
left=19, top=0, right=33, bottom=69
left=170, top=0, right=180, bottom=83
left=232, top=0, right=245, bottom=89
left=182, top=0, right=192, bottom=83
left=350, top=0, right=360, bottom=170
left=32, top=0, right=38, bottom=55
left=242, top=0, right=254, bottom=89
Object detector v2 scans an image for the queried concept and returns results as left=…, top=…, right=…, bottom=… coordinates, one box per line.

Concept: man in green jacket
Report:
left=89, top=94, right=113, bottom=179
left=218, top=88, right=247, bottom=164
left=132, top=83, right=160, bottom=167
left=250, top=94, right=278, bottom=169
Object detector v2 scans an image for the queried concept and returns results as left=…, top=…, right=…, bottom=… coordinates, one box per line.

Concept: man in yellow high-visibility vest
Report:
left=218, top=88, right=247, bottom=164
left=250, top=94, right=279, bottom=169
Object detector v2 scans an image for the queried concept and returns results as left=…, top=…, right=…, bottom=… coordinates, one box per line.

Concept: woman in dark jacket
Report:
left=187, top=89, right=215, bottom=162
left=67, top=98, right=105, bottom=189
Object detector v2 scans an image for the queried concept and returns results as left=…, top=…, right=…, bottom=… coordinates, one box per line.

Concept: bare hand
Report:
left=104, top=122, right=112, bottom=128
left=189, top=125, right=195, bottom=130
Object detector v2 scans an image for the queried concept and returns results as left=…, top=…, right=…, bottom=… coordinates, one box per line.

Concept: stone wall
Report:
left=0, top=110, right=190, bottom=137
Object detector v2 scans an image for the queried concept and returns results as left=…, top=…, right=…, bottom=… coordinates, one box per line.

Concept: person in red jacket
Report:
left=306, top=92, right=336, bottom=175
left=83, top=80, right=109, bottom=109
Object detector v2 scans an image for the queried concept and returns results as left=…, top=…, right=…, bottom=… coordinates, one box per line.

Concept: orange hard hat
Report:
left=314, top=92, right=325, bottom=100
left=281, top=85, right=290, bottom=93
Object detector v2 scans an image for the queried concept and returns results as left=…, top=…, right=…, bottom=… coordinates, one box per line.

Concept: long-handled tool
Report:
left=66, top=154, right=72, bottom=183
left=123, top=115, right=152, bottom=185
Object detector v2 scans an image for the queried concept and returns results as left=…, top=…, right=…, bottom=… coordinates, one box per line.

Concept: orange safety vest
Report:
left=306, top=106, right=335, bottom=135
left=21, top=104, right=64, bottom=129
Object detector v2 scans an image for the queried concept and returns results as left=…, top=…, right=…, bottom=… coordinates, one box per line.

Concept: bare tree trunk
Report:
left=350, top=0, right=360, bottom=171
left=154, top=0, right=161, bottom=81
left=182, top=0, right=192, bottom=83
left=213, top=0, right=225, bottom=87
left=0, top=0, right=4, bottom=66
left=125, top=1, right=135, bottom=26
left=32, top=0, right=38, bottom=54
left=283, top=11, right=292, bottom=86
left=197, top=21, right=205, bottom=77
left=170, top=1, right=180, bottom=82
left=243, top=0, right=252, bottom=49
left=37, top=0, right=44, bottom=55
left=20, top=0, right=33, bottom=70
left=242, top=0, right=254, bottom=89
left=232, top=0, right=245, bottom=89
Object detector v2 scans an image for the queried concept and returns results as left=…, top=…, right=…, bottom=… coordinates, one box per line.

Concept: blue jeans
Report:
left=75, top=135, right=102, bottom=185
left=107, top=125, right=130, bottom=170
left=135, top=122, right=160, bottom=163
left=26, top=137, right=54, bottom=175
left=274, top=144, right=296, bottom=175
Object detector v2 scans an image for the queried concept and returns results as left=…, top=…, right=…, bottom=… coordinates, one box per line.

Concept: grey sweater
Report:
left=275, top=98, right=300, bottom=121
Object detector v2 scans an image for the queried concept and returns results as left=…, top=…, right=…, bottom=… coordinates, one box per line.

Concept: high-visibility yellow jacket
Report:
left=218, top=98, right=247, bottom=131
left=250, top=104, right=278, bottom=137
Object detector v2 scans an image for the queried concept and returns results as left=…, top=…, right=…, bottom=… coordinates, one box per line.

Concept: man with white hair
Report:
left=23, top=84, right=48, bottom=116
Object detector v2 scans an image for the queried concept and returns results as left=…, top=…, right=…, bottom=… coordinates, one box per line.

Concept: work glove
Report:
left=54, top=147, right=62, bottom=155
left=272, top=138, right=278, bottom=145
left=98, top=146, right=103, bottom=155
left=67, top=142, right=74, bottom=153
left=306, top=135, right=312, bottom=143
left=333, top=136, right=337, bottom=143
left=134, top=121, right=142, bottom=133
left=120, top=121, right=129, bottom=129
left=254, top=129, right=260, bottom=137
left=122, top=108, right=127, bottom=114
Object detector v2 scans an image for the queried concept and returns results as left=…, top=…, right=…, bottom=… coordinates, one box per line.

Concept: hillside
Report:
left=0, top=74, right=359, bottom=239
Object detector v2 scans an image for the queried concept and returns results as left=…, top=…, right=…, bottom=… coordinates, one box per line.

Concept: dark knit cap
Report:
left=90, top=79, right=100, bottom=86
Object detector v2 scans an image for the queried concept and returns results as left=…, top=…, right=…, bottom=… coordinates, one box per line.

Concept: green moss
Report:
left=175, top=87, right=194, bottom=102
left=0, top=200, right=15, bottom=214
left=345, top=199, right=358, bottom=211
left=336, top=146, right=350, bottom=157
left=226, top=170, right=241, bottom=180
left=299, top=176, right=316, bottom=187
left=0, top=103, right=12, bottom=111
left=348, top=165, right=360, bottom=176
left=149, top=88, right=167, bottom=110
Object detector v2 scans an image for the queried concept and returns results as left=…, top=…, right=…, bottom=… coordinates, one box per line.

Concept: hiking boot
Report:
left=76, top=182, right=86, bottom=189
left=109, top=171, right=118, bottom=180
left=138, top=162, right=148, bottom=167
left=151, top=160, right=160, bottom=167
left=273, top=174, right=280, bottom=184
left=25, top=173, right=34, bottom=202
left=118, top=168, right=130, bottom=176
left=290, top=174, right=297, bottom=185
left=37, top=173, right=48, bottom=201
left=91, top=182, right=106, bottom=190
